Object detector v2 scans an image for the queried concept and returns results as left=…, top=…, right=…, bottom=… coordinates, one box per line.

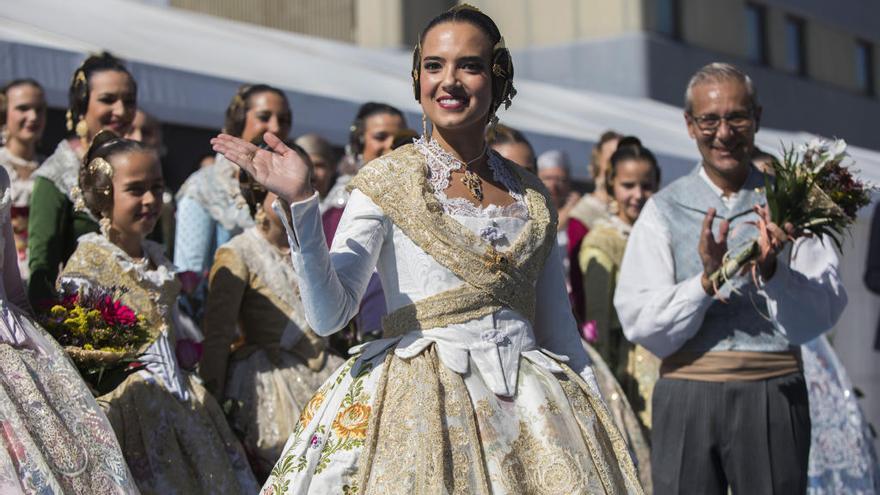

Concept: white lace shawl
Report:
left=414, top=136, right=529, bottom=221
left=176, top=154, right=254, bottom=231
left=33, top=140, right=80, bottom=203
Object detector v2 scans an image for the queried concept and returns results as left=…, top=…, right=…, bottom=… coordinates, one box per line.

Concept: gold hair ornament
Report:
left=66, top=68, right=89, bottom=132
left=99, top=217, right=112, bottom=238
left=88, top=157, right=114, bottom=178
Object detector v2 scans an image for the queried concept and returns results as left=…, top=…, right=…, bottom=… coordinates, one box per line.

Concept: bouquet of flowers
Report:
left=709, top=138, right=875, bottom=286
left=38, top=283, right=151, bottom=393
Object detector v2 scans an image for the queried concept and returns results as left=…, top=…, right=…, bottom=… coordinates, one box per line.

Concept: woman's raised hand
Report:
left=211, top=132, right=314, bottom=203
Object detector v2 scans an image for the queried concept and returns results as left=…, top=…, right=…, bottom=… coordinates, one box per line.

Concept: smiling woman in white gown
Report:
left=213, top=5, right=643, bottom=494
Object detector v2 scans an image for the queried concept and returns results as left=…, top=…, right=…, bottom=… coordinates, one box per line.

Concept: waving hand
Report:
left=211, top=132, right=314, bottom=203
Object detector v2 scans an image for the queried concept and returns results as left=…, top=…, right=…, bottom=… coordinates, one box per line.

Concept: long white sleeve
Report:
left=614, top=200, right=714, bottom=358
left=532, top=242, right=600, bottom=393
left=615, top=198, right=848, bottom=358
left=759, top=236, right=847, bottom=344
left=278, top=190, right=389, bottom=336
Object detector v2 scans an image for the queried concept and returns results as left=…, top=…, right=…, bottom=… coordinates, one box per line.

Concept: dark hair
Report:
left=348, top=102, right=406, bottom=156
left=487, top=123, right=536, bottom=171
left=239, top=141, right=310, bottom=218
left=412, top=5, right=515, bottom=120
left=223, top=84, right=291, bottom=139
left=606, top=136, right=661, bottom=195
left=79, top=130, right=155, bottom=219
left=0, top=78, right=45, bottom=128
left=390, top=128, right=419, bottom=151
left=67, top=52, right=137, bottom=132
left=589, top=130, right=623, bottom=180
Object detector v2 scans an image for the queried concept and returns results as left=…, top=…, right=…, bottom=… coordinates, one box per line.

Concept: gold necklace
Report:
left=458, top=144, right=488, bottom=202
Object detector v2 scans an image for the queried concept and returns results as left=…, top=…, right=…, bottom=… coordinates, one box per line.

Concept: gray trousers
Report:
left=651, top=373, right=811, bottom=495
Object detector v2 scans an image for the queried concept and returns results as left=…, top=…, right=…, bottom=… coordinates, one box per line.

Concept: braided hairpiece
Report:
left=76, top=130, right=152, bottom=225
left=411, top=4, right=516, bottom=124
left=65, top=69, right=88, bottom=132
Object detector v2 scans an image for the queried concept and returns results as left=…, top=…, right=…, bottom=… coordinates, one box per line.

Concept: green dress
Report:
left=27, top=139, right=98, bottom=306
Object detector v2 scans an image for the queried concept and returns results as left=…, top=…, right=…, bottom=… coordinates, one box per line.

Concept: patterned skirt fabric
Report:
left=262, top=344, right=643, bottom=494
left=803, top=336, right=880, bottom=494
left=583, top=343, right=653, bottom=493
left=0, top=316, right=137, bottom=494
left=224, top=348, right=343, bottom=479
left=99, top=372, right=260, bottom=495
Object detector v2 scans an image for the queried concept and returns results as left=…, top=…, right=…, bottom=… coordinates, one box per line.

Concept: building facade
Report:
left=161, top=0, right=878, bottom=149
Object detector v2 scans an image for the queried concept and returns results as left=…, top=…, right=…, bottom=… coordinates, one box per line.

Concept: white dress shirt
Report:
left=614, top=167, right=848, bottom=358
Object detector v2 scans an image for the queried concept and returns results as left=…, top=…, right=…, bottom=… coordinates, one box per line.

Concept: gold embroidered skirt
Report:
left=99, top=372, right=260, bottom=495
left=262, top=344, right=643, bottom=494
left=584, top=342, right=653, bottom=493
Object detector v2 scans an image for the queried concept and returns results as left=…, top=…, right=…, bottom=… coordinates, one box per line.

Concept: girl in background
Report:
left=61, top=132, right=258, bottom=494
left=0, top=79, right=47, bottom=280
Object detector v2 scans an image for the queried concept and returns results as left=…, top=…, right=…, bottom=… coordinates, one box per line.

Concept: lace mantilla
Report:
left=414, top=136, right=528, bottom=220
left=176, top=154, right=254, bottom=231
left=0, top=147, right=41, bottom=174
left=33, top=140, right=80, bottom=203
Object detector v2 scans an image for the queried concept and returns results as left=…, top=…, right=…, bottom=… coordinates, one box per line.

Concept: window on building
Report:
left=657, top=0, right=680, bottom=39
left=745, top=3, right=768, bottom=65
left=784, top=16, right=807, bottom=76
left=856, top=40, right=875, bottom=96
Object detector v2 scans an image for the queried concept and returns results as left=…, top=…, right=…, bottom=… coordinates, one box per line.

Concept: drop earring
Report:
left=75, top=119, right=89, bottom=140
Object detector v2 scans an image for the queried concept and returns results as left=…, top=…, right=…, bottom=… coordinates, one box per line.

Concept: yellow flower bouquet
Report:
left=38, top=283, right=151, bottom=393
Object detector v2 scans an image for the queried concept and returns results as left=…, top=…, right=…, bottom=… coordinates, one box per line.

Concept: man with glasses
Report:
left=614, top=63, right=847, bottom=494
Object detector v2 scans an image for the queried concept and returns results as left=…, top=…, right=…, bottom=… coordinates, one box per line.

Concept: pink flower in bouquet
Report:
left=61, top=293, right=79, bottom=307
left=178, top=271, right=202, bottom=295
left=175, top=338, right=203, bottom=370
left=98, top=296, right=137, bottom=327
left=581, top=320, right=598, bottom=343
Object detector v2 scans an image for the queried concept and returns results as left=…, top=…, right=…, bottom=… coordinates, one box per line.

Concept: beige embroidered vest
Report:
left=348, top=144, right=557, bottom=338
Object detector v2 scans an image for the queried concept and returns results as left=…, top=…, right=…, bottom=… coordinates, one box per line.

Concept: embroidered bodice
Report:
left=61, top=233, right=191, bottom=399
left=415, top=136, right=529, bottom=221
left=280, top=145, right=596, bottom=398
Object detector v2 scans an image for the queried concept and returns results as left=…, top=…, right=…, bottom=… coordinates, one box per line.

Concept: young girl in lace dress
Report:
left=214, top=5, right=643, bottom=494
left=201, top=165, right=344, bottom=480
left=0, top=164, right=138, bottom=493
left=60, top=131, right=259, bottom=494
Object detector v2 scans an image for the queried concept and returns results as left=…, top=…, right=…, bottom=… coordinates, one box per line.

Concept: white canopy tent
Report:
left=3, top=0, right=880, bottom=184
left=2, top=0, right=879, bottom=433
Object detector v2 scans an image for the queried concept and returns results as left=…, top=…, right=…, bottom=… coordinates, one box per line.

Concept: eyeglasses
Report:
left=688, top=111, right=754, bottom=133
